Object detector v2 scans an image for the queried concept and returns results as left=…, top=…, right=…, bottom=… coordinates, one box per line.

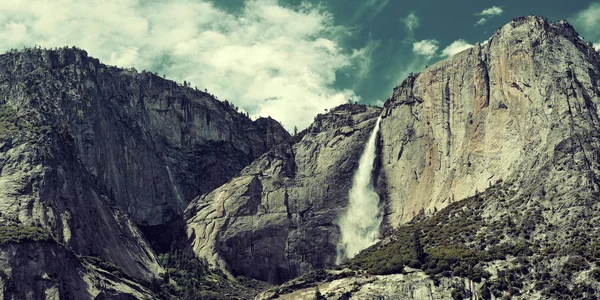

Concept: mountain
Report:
left=378, top=16, right=600, bottom=228
left=256, top=16, right=600, bottom=299
left=0, top=47, right=289, bottom=227
left=185, top=104, right=381, bottom=284
left=1, top=14, right=600, bottom=300
left=0, top=47, right=288, bottom=298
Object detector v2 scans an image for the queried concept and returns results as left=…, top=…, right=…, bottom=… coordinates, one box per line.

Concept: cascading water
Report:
left=336, top=116, right=382, bottom=264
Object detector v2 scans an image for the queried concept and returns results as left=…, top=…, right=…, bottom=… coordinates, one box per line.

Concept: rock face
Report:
left=379, top=16, right=600, bottom=227
left=326, top=16, right=600, bottom=299
left=0, top=241, right=155, bottom=299
left=0, top=109, right=161, bottom=281
left=256, top=269, right=481, bottom=300
left=185, top=104, right=381, bottom=284
left=0, top=47, right=288, bottom=297
left=0, top=47, right=289, bottom=226
left=186, top=17, right=600, bottom=297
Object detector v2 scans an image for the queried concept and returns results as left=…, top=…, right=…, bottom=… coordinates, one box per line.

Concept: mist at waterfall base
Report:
left=336, top=117, right=382, bottom=264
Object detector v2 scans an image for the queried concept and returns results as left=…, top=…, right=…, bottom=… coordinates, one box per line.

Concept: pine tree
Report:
left=413, top=230, right=425, bottom=263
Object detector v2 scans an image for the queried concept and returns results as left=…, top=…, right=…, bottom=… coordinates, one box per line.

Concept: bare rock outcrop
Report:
left=379, top=16, right=600, bottom=227
left=185, top=104, right=382, bottom=284
left=0, top=241, right=156, bottom=299
left=0, top=109, right=162, bottom=282
left=256, top=268, right=481, bottom=300
left=0, top=47, right=288, bottom=296
left=0, top=47, right=289, bottom=226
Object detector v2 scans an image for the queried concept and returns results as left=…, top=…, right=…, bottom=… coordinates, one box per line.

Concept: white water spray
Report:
left=336, top=117, right=382, bottom=263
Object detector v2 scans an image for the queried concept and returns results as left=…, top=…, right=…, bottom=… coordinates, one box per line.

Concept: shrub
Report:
left=0, top=104, right=51, bottom=139
left=562, top=256, right=590, bottom=273
left=0, top=225, right=51, bottom=244
left=591, top=269, right=600, bottom=281
left=81, top=256, right=125, bottom=277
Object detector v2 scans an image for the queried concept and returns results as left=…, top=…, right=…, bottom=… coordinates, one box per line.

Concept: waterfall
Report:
left=336, top=116, right=382, bottom=263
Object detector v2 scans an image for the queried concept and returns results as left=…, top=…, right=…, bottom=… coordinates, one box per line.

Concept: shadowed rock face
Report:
left=2, top=14, right=600, bottom=299
left=0, top=48, right=289, bottom=226
left=0, top=113, right=162, bottom=282
left=0, top=241, right=155, bottom=299
left=379, top=16, right=600, bottom=228
left=186, top=16, right=600, bottom=292
left=184, top=104, right=382, bottom=284
left=0, top=47, right=289, bottom=296
left=250, top=17, right=600, bottom=299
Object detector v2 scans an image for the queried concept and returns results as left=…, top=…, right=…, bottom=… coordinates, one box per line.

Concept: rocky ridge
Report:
left=258, top=16, right=600, bottom=299
left=184, top=104, right=381, bottom=284
left=256, top=268, right=481, bottom=300
left=379, top=16, right=600, bottom=227
left=0, top=47, right=289, bottom=226
left=0, top=47, right=288, bottom=297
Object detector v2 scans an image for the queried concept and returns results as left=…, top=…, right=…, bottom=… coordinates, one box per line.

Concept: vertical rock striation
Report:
left=0, top=47, right=289, bottom=226
left=0, top=47, right=288, bottom=295
left=379, top=16, right=600, bottom=227
left=185, top=104, right=382, bottom=284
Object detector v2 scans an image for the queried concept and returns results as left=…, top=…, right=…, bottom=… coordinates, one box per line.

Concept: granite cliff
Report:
left=185, top=104, right=382, bottom=284
left=0, top=47, right=288, bottom=297
left=1, top=14, right=600, bottom=300
left=261, top=16, right=600, bottom=299
left=379, top=16, right=600, bottom=227
left=0, top=47, right=288, bottom=227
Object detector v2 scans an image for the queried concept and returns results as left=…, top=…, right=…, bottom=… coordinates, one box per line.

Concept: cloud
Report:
left=573, top=3, right=600, bottom=28
left=412, top=39, right=439, bottom=57
left=0, top=0, right=364, bottom=130
left=479, top=6, right=503, bottom=16
left=475, top=17, right=488, bottom=26
left=474, top=6, right=503, bottom=26
left=351, top=39, right=381, bottom=83
left=402, top=12, right=419, bottom=33
left=441, top=40, right=474, bottom=57
left=572, top=3, right=600, bottom=43
left=109, top=46, right=139, bottom=68
left=594, top=43, right=600, bottom=51
left=354, top=0, right=391, bottom=22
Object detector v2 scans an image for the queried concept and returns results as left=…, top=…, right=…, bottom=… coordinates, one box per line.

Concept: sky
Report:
left=0, top=1, right=599, bottom=130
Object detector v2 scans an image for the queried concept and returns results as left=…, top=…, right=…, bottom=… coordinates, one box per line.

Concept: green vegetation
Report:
left=148, top=249, right=269, bottom=299
left=0, top=225, right=51, bottom=244
left=81, top=255, right=128, bottom=278
left=346, top=180, right=600, bottom=298
left=0, top=104, right=51, bottom=139
left=347, top=193, right=496, bottom=283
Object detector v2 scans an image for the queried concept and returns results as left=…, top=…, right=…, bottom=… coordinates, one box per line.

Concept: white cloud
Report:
left=402, top=12, right=419, bottom=33
left=351, top=39, right=381, bottom=83
left=1, top=22, right=28, bottom=45
left=478, top=6, right=503, bottom=16
left=572, top=3, right=600, bottom=43
left=0, top=0, right=364, bottom=130
left=412, top=39, right=439, bottom=57
left=594, top=43, right=600, bottom=51
left=109, top=46, right=139, bottom=68
left=474, top=6, right=503, bottom=26
left=574, top=3, right=600, bottom=29
left=441, top=40, right=474, bottom=57
left=475, top=17, right=488, bottom=26
left=357, top=0, right=391, bottom=21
